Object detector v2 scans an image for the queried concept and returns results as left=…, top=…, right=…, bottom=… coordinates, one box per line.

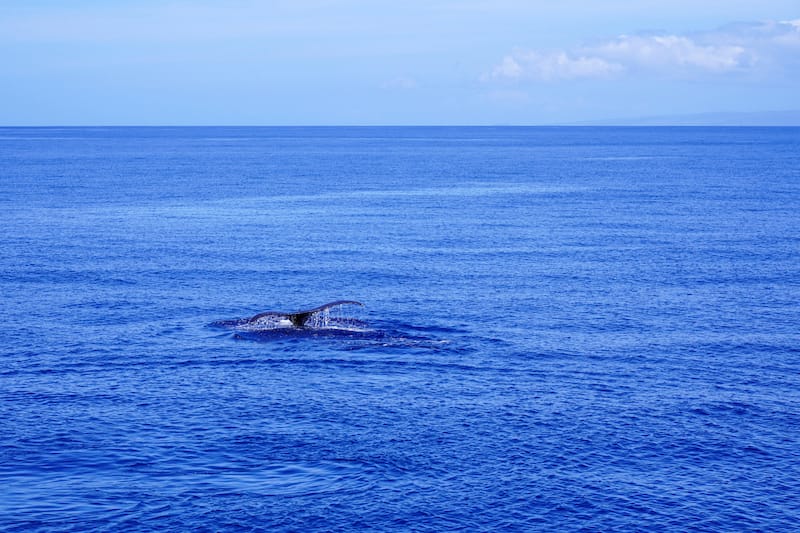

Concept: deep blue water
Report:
left=1, top=126, right=799, bottom=531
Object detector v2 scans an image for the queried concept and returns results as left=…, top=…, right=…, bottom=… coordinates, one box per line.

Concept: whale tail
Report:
left=248, top=300, right=365, bottom=328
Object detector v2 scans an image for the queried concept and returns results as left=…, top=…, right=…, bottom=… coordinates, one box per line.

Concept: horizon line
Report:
left=3, top=123, right=800, bottom=128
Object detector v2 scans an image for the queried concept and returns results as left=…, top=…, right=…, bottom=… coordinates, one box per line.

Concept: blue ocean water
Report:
left=1, top=126, right=799, bottom=531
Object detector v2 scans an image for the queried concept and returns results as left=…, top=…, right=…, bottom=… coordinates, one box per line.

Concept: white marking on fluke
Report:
left=246, top=300, right=365, bottom=328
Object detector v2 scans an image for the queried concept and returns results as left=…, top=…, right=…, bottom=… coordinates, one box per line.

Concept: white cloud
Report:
left=594, top=34, right=749, bottom=72
left=488, top=19, right=800, bottom=83
left=487, top=50, right=622, bottom=82
left=491, top=56, right=524, bottom=79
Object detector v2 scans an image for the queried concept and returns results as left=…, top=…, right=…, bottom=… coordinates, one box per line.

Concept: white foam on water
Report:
left=233, top=302, right=367, bottom=333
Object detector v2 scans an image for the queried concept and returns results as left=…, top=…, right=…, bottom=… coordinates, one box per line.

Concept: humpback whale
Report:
left=245, top=300, right=364, bottom=328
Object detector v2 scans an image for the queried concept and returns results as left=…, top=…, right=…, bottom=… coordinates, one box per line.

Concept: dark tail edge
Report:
left=248, top=300, right=365, bottom=326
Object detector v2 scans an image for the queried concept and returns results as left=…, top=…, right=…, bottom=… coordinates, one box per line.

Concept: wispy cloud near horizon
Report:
left=486, top=19, right=800, bottom=83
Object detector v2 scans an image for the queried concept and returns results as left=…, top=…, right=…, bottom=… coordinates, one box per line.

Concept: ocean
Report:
left=1, top=126, right=799, bottom=531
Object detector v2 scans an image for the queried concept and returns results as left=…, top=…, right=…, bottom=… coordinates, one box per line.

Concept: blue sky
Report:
left=1, top=0, right=798, bottom=125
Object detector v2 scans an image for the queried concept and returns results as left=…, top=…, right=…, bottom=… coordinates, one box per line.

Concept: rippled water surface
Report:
left=2, top=127, right=799, bottom=531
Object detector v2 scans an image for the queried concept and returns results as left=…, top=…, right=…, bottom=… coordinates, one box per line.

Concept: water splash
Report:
left=303, top=305, right=366, bottom=330
left=212, top=301, right=368, bottom=333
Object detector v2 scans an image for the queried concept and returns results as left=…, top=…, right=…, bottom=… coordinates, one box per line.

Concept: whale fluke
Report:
left=247, top=300, right=364, bottom=328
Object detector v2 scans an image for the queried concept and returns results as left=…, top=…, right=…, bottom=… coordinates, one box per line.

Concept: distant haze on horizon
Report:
left=1, top=1, right=799, bottom=126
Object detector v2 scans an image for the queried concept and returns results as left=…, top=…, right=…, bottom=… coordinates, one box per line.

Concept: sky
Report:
left=1, top=0, right=798, bottom=125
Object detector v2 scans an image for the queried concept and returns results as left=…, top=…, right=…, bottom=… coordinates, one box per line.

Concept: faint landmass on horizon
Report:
left=572, top=110, right=800, bottom=126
